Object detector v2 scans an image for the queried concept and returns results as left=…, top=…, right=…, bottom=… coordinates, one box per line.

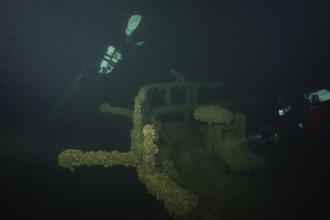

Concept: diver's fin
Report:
left=125, top=15, right=142, bottom=36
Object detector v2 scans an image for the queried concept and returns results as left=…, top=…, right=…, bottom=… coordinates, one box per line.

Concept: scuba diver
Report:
left=278, top=89, right=330, bottom=134
left=258, top=89, right=330, bottom=143
left=99, top=14, right=145, bottom=75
